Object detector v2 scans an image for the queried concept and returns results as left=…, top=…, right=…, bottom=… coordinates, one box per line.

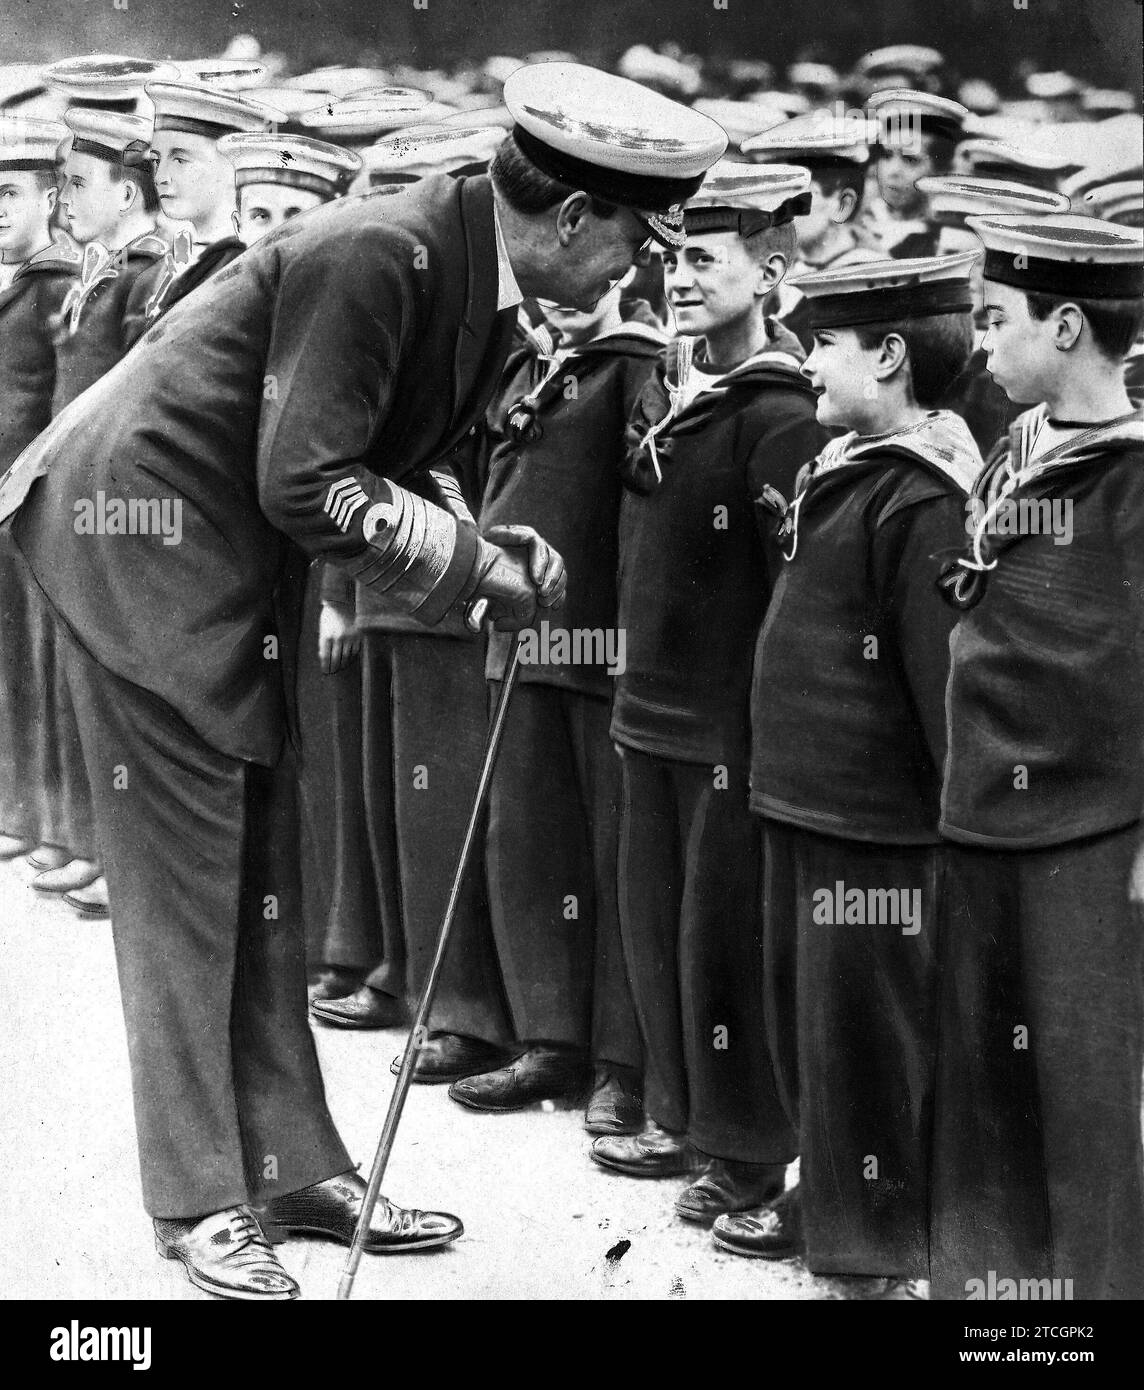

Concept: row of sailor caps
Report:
left=681, top=161, right=813, bottom=237
left=500, top=62, right=727, bottom=249
left=218, top=130, right=361, bottom=198
left=43, top=54, right=178, bottom=110
left=1083, top=180, right=1144, bottom=227
left=916, top=176, right=1071, bottom=227
left=357, top=123, right=505, bottom=185
left=0, top=114, right=66, bottom=169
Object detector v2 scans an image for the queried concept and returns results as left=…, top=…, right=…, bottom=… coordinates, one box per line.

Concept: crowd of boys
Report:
left=1, top=37, right=1141, bottom=1301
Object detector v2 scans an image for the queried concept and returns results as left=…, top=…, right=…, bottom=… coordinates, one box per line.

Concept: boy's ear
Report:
left=755, top=249, right=788, bottom=296
left=874, top=331, right=910, bottom=384
left=832, top=187, right=858, bottom=223
left=1051, top=302, right=1085, bottom=352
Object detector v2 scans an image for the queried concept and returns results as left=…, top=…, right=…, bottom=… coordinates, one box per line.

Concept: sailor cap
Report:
left=968, top=213, right=1144, bottom=299
left=441, top=104, right=513, bottom=131
left=1081, top=90, right=1137, bottom=118
left=483, top=57, right=522, bottom=87
left=788, top=63, right=840, bottom=92
left=690, top=99, right=788, bottom=150
left=0, top=115, right=66, bottom=170
left=218, top=130, right=360, bottom=198
left=44, top=54, right=178, bottom=110
left=145, top=81, right=284, bottom=138
left=233, top=85, right=333, bottom=119
left=1083, top=180, right=1144, bottom=227
left=790, top=250, right=979, bottom=328
left=916, top=176, right=1070, bottom=227
left=360, top=124, right=506, bottom=183
left=502, top=61, right=727, bottom=249
left=683, top=161, right=813, bottom=237
left=282, top=68, right=391, bottom=98
left=0, top=63, right=51, bottom=112
left=742, top=119, right=868, bottom=168
left=745, top=91, right=811, bottom=118
left=1026, top=71, right=1083, bottom=101
left=62, top=108, right=154, bottom=166
left=298, top=89, right=439, bottom=141
left=957, top=136, right=1081, bottom=181
left=617, top=46, right=700, bottom=99
left=174, top=59, right=267, bottom=92
left=867, top=89, right=968, bottom=145
left=855, top=46, right=945, bottom=80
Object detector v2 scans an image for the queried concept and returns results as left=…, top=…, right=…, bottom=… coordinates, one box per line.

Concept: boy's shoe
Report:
left=590, top=1122, right=700, bottom=1177
left=32, top=857, right=101, bottom=894
left=26, top=843, right=72, bottom=872
left=390, top=1032, right=512, bottom=1084
left=675, top=1159, right=786, bottom=1225
left=310, top=985, right=407, bottom=1029
left=154, top=1206, right=298, bottom=1300
left=447, top=1044, right=588, bottom=1111
left=711, top=1185, right=803, bottom=1258
left=584, top=1064, right=644, bottom=1134
left=65, top=875, right=110, bottom=919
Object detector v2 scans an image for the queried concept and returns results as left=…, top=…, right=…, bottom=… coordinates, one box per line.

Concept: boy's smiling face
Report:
left=802, top=327, right=883, bottom=428
left=980, top=279, right=1057, bottom=402
left=663, top=230, right=764, bottom=337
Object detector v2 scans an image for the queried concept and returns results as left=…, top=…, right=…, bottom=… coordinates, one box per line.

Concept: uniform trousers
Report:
left=59, top=619, right=351, bottom=1218
left=485, top=681, right=641, bottom=1067
left=617, top=749, right=795, bottom=1164
left=302, top=616, right=511, bottom=1043
left=930, top=828, right=1144, bottom=1301
left=762, top=821, right=944, bottom=1278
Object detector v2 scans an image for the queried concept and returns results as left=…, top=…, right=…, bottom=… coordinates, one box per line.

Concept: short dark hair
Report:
left=811, top=164, right=866, bottom=212
left=744, top=220, right=797, bottom=268
left=1024, top=290, right=1144, bottom=362
left=490, top=134, right=617, bottom=220
left=854, top=311, right=974, bottom=406
left=108, top=158, right=160, bottom=215
left=30, top=167, right=58, bottom=195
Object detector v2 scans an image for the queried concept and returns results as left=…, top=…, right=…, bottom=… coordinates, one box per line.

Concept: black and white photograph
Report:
left=1, top=0, right=1141, bottom=1351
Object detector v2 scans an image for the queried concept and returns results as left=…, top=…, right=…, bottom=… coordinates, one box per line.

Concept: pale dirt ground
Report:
left=0, top=853, right=893, bottom=1303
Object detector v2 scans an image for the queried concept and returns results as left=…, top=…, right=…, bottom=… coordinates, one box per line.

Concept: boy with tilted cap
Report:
left=446, top=274, right=665, bottom=1131
left=717, top=252, right=982, bottom=1295
left=591, top=163, right=827, bottom=1226
left=932, top=214, right=1144, bottom=1301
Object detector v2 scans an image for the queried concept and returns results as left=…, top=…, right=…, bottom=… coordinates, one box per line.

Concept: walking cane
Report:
left=337, top=609, right=524, bottom=1301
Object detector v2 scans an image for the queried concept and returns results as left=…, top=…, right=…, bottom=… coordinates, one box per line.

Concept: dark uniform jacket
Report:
left=143, top=235, right=247, bottom=323
left=0, top=174, right=517, bottom=766
left=751, top=412, right=983, bottom=844
left=0, top=242, right=77, bottom=472
left=50, top=230, right=169, bottom=413
left=611, top=325, right=826, bottom=767
left=939, top=406, right=1144, bottom=848
left=481, top=309, right=666, bottom=696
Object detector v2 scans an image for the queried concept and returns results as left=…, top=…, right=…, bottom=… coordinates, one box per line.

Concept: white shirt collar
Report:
left=492, top=198, right=523, bottom=312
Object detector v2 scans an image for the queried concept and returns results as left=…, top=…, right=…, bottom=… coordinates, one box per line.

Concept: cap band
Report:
left=0, top=156, right=57, bottom=172
left=154, top=114, right=247, bottom=140
left=511, top=124, right=705, bottom=212
left=684, top=193, right=812, bottom=237
left=71, top=96, right=135, bottom=114
left=970, top=161, right=1059, bottom=190
left=368, top=171, right=420, bottom=187
left=236, top=166, right=339, bottom=197
left=983, top=247, right=1143, bottom=298
left=69, top=135, right=155, bottom=167
left=806, top=279, right=974, bottom=328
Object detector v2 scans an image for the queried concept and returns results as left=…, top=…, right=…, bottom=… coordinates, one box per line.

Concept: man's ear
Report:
left=117, top=176, right=141, bottom=217
left=555, top=191, right=592, bottom=247
left=45, top=185, right=58, bottom=216
left=832, top=187, right=858, bottom=223
left=756, top=249, right=787, bottom=296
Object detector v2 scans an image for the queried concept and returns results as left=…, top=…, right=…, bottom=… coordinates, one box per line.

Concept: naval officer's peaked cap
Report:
left=790, top=251, right=980, bottom=328
left=968, top=213, right=1144, bottom=299
left=144, top=81, right=285, bottom=138
left=218, top=130, right=361, bottom=197
left=501, top=62, right=727, bottom=249
left=0, top=115, right=66, bottom=169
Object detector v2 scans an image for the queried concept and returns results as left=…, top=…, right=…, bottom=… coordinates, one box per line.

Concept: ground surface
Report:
left=1, top=854, right=891, bottom=1302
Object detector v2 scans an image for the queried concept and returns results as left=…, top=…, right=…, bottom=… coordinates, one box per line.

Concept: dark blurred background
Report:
left=4, top=0, right=1141, bottom=91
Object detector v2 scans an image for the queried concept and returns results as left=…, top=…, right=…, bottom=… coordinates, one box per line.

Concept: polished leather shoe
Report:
left=154, top=1206, right=298, bottom=1300
left=711, top=1185, right=803, bottom=1258
left=32, top=857, right=101, bottom=894
left=675, top=1158, right=786, bottom=1225
left=447, top=1044, right=588, bottom=1112
left=590, top=1123, right=700, bottom=1178
left=307, top=966, right=364, bottom=1003
left=267, top=1171, right=462, bottom=1253
left=26, top=843, right=72, bottom=872
left=584, top=1063, right=643, bottom=1135
left=65, top=875, right=110, bottom=919
left=0, top=833, right=35, bottom=860
left=390, top=1031, right=511, bottom=1084
left=310, top=985, right=407, bottom=1029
